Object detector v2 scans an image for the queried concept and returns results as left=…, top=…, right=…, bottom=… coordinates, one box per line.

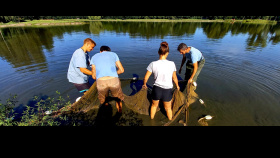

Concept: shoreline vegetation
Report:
left=0, top=19, right=278, bottom=28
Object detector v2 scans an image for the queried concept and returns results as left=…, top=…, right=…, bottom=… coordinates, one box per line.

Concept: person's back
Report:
left=147, top=59, right=176, bottom=89
left=185, top=46, right=204, bottom=64
left=143, top=42, right=180, bottom=120
left=90, top=46, right=125, bottom=113
left=91, top=51, right=119, bottom=80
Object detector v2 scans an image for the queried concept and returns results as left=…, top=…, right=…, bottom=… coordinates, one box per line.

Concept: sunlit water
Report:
left=0, top=21, right=280, bottom=125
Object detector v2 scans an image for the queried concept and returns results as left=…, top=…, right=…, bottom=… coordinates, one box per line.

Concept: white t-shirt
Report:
left=147, top=59, right=177, bottom=89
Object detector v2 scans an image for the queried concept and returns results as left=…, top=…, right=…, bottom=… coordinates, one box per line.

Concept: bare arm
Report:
left=188, top=61, right=198, bottom=83
left=179, top=54, right=186, bottom=74
left=116, top=60, right=124, bottom=75
left=91, top=64, right=96, bottom=80
left=172, top=71, right=180, bottom=90
left=79, top=67, right=93, bottom=76
left=143, top=70, right=152, bottom=89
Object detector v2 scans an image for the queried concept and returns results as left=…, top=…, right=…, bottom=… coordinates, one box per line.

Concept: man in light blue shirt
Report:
left=90, top=46, right=125, bottom=113
left=67, top=38, right=96, bottom=94
left=90, top=48, right=120, bottom=80
left=177, top=43, right=205, bottom=84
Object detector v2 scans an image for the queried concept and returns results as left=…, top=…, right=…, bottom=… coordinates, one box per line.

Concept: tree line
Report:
left=1, top=16, right=279, bottom=23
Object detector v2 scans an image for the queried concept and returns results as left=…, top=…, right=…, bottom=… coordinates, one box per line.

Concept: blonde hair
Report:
left=83, top=38, right=96, bottom=46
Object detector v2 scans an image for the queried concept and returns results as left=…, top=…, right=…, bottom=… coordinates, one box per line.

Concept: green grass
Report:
left=0, top=19, right=87, bottom=28
left=1, top=18, right=277, bottom=28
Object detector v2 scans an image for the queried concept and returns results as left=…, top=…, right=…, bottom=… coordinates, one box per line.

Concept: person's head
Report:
left=83, top=38, right=96, bottom=52
left=177, top=43, right=189, bottom=55
left=158, top=41, right=169, bottom=56
left=100, top=46, right=111, bottom=52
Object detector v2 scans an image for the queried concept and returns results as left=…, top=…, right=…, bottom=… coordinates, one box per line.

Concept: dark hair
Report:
left=100, top=46, right=111, bottom=52
left=177, top=43, right=188, bottom=51
left=158, top=41, right=169, bottom=55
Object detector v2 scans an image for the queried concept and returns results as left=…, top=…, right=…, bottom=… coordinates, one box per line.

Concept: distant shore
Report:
left=0, top=19, right=86, bottom=28
left=93, top=19, right=277, bottom=24
left=0, top=19, right=277, bottom=28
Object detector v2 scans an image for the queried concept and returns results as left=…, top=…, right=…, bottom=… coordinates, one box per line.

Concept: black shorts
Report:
left=151, top=85, right=173, bottom=102
left=73, top=82, right=90, bottom=93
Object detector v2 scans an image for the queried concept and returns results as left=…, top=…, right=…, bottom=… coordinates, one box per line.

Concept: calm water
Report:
left=1, top=21, right=280, bottom=126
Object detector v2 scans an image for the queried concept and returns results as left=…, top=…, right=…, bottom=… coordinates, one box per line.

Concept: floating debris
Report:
left=178, top=119, right=187, bottom=126
left=205, top=115, right=213, bottom=120
left=198, top=115, right=214, bottom=126
left=45, top=110, right=52, bottom=115
left=76, top=97, right=81, bottom=102
left=199, top=99, right=204, bottom=104
left=192, top=81, right=197, bottom=87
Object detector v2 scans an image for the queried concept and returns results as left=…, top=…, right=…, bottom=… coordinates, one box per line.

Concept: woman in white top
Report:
left=143, top=42, right=180, bottom=120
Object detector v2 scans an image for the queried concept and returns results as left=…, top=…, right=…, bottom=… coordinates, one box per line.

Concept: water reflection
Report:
left=0, top=21, right=280, bottom=126
left=88, top=21, right=280, bottom=48
left=1, top=22, right=280, bottom=72
left=0, top=25, right=88, bottom=72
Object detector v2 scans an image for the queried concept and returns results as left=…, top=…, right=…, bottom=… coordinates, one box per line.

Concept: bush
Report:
left=0, top=91, right=72, bottom=126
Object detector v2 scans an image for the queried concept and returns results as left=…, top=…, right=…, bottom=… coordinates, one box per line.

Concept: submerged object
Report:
left=205, top=115, right=213, bottom=120
left=198, top=115, right=214, bottom=126
left=45, top=110, right=52, bottom=115
left=199, top=99, right=204, bottom=104
left=192, top=81, right=197, bottom=87
left=76, top=97, right=81, bottom=102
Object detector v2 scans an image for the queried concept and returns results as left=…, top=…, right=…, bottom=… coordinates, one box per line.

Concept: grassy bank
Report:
left=0, top=19, right=87, bottom=28
left=88, top=18, right=278, bottom=24
left=0, top=18, right=277, bottom=28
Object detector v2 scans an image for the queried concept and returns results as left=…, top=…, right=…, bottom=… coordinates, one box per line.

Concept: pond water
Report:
left=1, top=21, right=280, bottom=126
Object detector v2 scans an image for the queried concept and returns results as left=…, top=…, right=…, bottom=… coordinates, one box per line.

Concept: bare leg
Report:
left=163, top=101, right=172, bottom=120
left=116, top=100, right=122, bottom=113
left=150, top=100, right=159, bottom=119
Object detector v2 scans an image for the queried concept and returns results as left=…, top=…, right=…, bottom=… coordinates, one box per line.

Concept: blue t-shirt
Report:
left=67, top=48, right=90, bottom=84
left=185, top=46, right=204, bottom=63
left=90, top=51, right=120, bottom=80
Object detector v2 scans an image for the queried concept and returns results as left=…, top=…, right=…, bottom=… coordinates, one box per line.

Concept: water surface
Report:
left=0, top=21, right=280, bottom=125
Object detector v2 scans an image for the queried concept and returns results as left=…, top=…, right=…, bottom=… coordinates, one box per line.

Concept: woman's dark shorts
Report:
left=151, top=85, right=173, bottom=102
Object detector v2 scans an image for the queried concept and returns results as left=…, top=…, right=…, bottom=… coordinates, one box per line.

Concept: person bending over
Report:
left=67, top=38, right=96, bottom=94
left=90, top=46, right=125, bottom=113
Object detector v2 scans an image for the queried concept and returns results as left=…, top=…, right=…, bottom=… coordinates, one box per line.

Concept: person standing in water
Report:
left=90, top=46, right=125, bottom=113
left=67, top=38, right=96, bottom=94
left=143, top=42, right=180, bottom=120
left=177, top=43, right=205, bottom=84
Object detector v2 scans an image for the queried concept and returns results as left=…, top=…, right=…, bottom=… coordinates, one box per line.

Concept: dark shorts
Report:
left=152, top=85, right=173, bottom=102
left=73, top=82, right=90, bottom=93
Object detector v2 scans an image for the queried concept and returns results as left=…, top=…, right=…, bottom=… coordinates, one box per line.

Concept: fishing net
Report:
left=58, top=78, right=199, bottom=126
left=123, top=87, right=152, bottom=115
left=69, top=81, right=100, bottom=113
